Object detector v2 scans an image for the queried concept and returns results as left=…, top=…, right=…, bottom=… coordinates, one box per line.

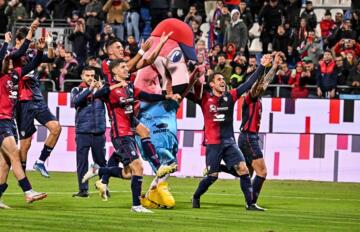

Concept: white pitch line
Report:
left=3, top=190, right=360, bottom=202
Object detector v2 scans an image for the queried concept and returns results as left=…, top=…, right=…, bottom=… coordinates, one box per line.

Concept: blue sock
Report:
left=107, top=153, right=119, bottom=167
left=101, top=154, right=120, bottom=184
left=240, top=174, right=253, bottom=206
left=101, top=175, right=110, bottom=185
left=99, top=167, right=123, bottom=178
left=18, top=177, right=32, bottom=192
left=131, top=175, right=143, bottom=206
left=0, top=183, right=8, bottom=198
left=220, top=164, right=240, bottom=177
left=141, top=138, right=160, bottom=169
left=193, top=176, right=217, bottom=199
left=21, top=161, right=27, bottom=172
left=252, top=175, right=266, bottom=204
left=39, top=145, right=53, bottom=162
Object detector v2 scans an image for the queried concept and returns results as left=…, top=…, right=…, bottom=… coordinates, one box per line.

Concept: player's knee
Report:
left=122, top=169, right=132, bottom=179
left=49, top=121, right=62, bottom=135
left=235, top=163, right=249, bottom=176
left=20, top=138, right=32, bottom=151
left=257, top=166, right=267, bottom=177
left=136, top=125, right=150, bottom=138
left=130, top=159, right=143, bottom=175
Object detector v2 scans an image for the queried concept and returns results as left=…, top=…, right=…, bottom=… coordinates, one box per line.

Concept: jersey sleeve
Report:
left=229, top=89, right=238, bottom=102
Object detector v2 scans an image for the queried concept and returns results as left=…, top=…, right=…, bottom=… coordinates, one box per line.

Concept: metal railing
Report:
left=267, top=84, right=358, bottom=98
left=62, top=80, right=82, bottom=91
left=12, top=19, right=74, bottom=50
left=39, top=79, right=57, bottom=92
left=13, top=19, right=70, bottom=28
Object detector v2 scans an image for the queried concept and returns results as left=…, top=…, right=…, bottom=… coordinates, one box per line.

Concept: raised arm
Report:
left=250, top=52, right=283, bottom=98
left=0, top=32, right=11, bottom=71
left=0, top=42, right=8, bottom=61
left=21, top=38, right=45, bottom=76
left=44, top=31, right=55, bottom=61
left=182, top=64, right=206, bottom=104
left=135, top=32, right=173, bottom=70
left=235, top=55, right=272, bottom=97
left=126, top=40, right=150, bottom=72
left=10, top=20, right=39, bottom=60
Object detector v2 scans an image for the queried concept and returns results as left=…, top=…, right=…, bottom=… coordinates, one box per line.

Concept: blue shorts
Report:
left=238, top=132, right=263, bottom=166
left=16, top=100, right=57, bottom=139
left=205, top=141, right=245, bottom=174
left=0, top=119, right=17, bottom=146
left=112, top=136, right=139, bottom=166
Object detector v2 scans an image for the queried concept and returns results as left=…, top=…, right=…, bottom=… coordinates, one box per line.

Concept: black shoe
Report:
left=192, top=197, right=200, bottom=208
left=72, top=191, right=89, bottom=198
left=246, top=203, right=266, bottom=211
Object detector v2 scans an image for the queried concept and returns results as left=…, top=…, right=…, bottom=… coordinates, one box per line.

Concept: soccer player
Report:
left=9, top=21, right=60, bottom=178
left=238, top=52, right=283, bottom=208
left=94, top=33, right=176, bottom=194
left=189, top=54, right=273, bottom=210
left=0, top=36, right=47, bottom=209
left=83, top=59, right=180, bottom=212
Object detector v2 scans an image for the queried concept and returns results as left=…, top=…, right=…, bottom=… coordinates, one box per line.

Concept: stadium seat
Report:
left=340, top=0, right=351, bottom=6
left=323, top=0, right=340, bottom=6
left=315, top=24, right=322, bottom=37
left=199, top=35, right=209, bottom=48
left=249, top=38, right=262, bottom=53
left=330, top=9, right=344, bottom=16
left=314, top=9, right=326, bottom=21
left=311, top=0, right=323, bottom=6
left=249, top=23, right=260, bottom=38
left=200, top=23, right=210, bottom=35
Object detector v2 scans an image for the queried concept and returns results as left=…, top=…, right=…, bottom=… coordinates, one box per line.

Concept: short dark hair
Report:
left=81, top=66, right=95, bottom=74
left=106, top=38, right=122, bottom=48
left=335, top=55, right=343, bottom=60
left=249, top=54, right=256, bottom=59
left=65, top=50, right=73, bottom=55
left=208, top=72, right=223, bottom=83
left=108, top=59, right=125, bottom=76
left=16, top=27, right=29, bottom=41
left=217, top=53, right=226, bottom=58
left=324, top=49, right=333, bottom=54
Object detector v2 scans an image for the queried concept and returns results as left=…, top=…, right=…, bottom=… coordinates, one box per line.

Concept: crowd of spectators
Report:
left=0, top=0, right=359, bottom=97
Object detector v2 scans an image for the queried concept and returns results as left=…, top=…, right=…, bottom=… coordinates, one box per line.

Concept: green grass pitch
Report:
left=0, top=172, right=359, bottom=232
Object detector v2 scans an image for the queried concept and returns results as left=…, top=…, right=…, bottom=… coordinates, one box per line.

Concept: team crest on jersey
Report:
left=209, top=104, right=217, bottom=112
left=131, top=151, right=136, bottom=156
left=223, top=96, right=228, bottom=102
left=21, top=131, right=25, bottom=137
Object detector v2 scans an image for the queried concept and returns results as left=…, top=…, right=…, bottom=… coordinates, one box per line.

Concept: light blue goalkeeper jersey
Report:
left=136, top=100, right=179, bottom=171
